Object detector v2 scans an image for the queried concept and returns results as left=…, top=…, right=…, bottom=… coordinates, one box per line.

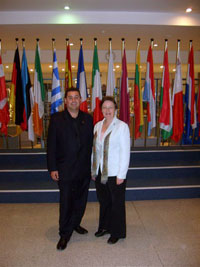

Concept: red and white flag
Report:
left=171, top=40, right=184, bottom=143
left=0, top=54, right=9, bottom=135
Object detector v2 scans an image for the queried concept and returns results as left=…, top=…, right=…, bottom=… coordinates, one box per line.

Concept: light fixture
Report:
left=160, top=65, right=164, bottom=69
left=5, top=65, right=9, bottom=69
left=30, top=69, right=34, bottom=72
left=154, top=44, right=158, bottom=47
left=72, top=65, right=75, bottom=68
left=49, top=65, right=53, bottom=68
left=116, top=65, right=120, bottom=68
left=173, top=68, right=176, bottom=72
left=113, top=69, right=116, bottom=72
left=186, top=8, right=192, bottom=13
left=62, top=68, right=65, bottom=72
left=64, top=6, right=70, bottom=10
left=70, top=43, right=74, bottom=46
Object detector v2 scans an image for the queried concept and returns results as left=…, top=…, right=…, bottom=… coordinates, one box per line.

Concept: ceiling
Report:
left=1, top=0, right=200, bottom=13
left=0, top=0, right=200, bottom=75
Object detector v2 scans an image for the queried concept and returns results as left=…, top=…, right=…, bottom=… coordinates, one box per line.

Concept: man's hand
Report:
left=51, top=171, right=59, bottom=181
left=116, top=178, right=124, bottom=185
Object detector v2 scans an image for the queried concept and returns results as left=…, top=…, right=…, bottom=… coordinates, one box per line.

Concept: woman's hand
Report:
left=116, top=178, right=124, bottom=185
left=91, top=176, right=96, bottom=181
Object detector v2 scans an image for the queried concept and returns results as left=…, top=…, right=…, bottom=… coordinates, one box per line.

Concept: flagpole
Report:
left=94, top=37, right=97, bottom=47
left=109, top=37, right=112, bottom=51
left=150, top=38, right=154, bottom=49
left=80, top=38, right=83, bottom=46
left=52, top=38, right=55, bottom=53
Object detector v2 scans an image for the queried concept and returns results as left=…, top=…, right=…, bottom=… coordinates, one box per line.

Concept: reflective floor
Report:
left=0, top=199, right=200, bottom=267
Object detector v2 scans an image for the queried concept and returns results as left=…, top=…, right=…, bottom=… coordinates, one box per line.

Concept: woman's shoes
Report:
left=107, top=236, right=119, bottom=244
left=95, top=229, right=109, bottom=237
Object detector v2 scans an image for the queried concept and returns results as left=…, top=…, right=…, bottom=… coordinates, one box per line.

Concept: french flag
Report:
left=182, top=41, right=196, bottom=144
left=77, top=43, right=88, bottom=113
left=143, top=43, right=156, bottom=136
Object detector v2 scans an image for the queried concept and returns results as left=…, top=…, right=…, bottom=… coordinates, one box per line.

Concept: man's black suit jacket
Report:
left=47, top=109, right=93, bottom=181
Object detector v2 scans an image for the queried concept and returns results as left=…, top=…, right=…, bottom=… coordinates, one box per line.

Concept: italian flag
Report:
left=159, top=41, right=172, bottom=140
left=92, top=40, right=103, bottom=125
left=134, top=39, right=144, bottom=139
left=33, top=42, right=45, bottom=137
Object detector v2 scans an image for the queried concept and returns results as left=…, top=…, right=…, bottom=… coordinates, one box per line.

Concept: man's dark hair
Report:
left=101, top=96, right=117, bottom=109
left=65, top=88, right=81, bottom=98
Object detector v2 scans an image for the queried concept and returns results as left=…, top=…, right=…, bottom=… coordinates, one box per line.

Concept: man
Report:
left=47, top=88, right=93, bottom=251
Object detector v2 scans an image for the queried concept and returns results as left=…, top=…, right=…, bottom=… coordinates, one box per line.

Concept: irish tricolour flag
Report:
left=91, top=40, right=103, bottom=125
left=159, top=40, right=172, bottom=140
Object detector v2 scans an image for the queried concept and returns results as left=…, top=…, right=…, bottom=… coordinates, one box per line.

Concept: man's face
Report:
left=65, top=91, right=81, bottom=112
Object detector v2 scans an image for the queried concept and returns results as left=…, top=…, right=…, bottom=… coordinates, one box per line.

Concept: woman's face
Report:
left=102, top=100, right=115, bottom=121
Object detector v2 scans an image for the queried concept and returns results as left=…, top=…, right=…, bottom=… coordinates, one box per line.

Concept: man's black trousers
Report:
left=58, top=178, right=90, bottom=238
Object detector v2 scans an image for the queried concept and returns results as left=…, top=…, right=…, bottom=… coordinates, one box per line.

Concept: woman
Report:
left=92, top=96, right=130, bottom=244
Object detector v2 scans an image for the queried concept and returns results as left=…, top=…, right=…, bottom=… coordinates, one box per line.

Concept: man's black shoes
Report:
left=57, top=237, right=69, bottom=250
left=74, top=225, right=88, bottom=235
left=95, top=229, right=109, bottom=237
left=107, top=236, right=119, bottom=244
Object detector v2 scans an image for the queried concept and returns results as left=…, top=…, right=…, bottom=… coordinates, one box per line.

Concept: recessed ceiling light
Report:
left=5, top=65, right=9, bottom=69
left=72, top=65, right=75, bottom=68
left=154, top=44, right=158, bottom=47
left=30, top=69, right=34, bottom=72
left=62, top=68, right=65, bottom=72
left=160, top=65, right=164, bottom=69
left=49, top=65, right=52, bottom=68
left=113, top=69, right=116, bottom=72
left=186, top=8, right=192, bottom=13
left=173, top=68, right=176, bottom=72
left=70, top=43, right=74, bottom=46
left=64, top=6, right=70, bottom=10
left=116, top=65, right=120, bottom=68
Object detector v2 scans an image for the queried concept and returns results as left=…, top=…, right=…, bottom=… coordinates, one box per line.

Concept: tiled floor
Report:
left=0, top=199, right=200, bottom=267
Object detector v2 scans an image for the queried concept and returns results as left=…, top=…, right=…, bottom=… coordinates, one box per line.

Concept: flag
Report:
left=134, top=40, right=144, bottom=138
left=14, top=46, right=26, bottom=131
left=51, top=48, right=63, bottom=114
left=77, top=43, right=88, bottom=112
left=0, top=54, right=9, bottom=135
left=159, top=41, right=173, bottom=140
left=106, top=44, right=115, bottom=96
left=171, top=41, right=184, bottom=143
left=182, top=42, right=197, bottom=144
left=119, top=46, right=130, bottom=125
left=91, top=41, right=103, bottom=124
left=65, top=42, right=72, bottom=90
left=33, top=42, right=45, bottom=137
left=193, top=93, right=200, bottom=144
left=21, top=46, right=34, bottom=141
left=9, top=47, right=18, bottom=123
left=143, top=43, right=156, bottom=136
left=197, top=83, right=200, bottom=137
